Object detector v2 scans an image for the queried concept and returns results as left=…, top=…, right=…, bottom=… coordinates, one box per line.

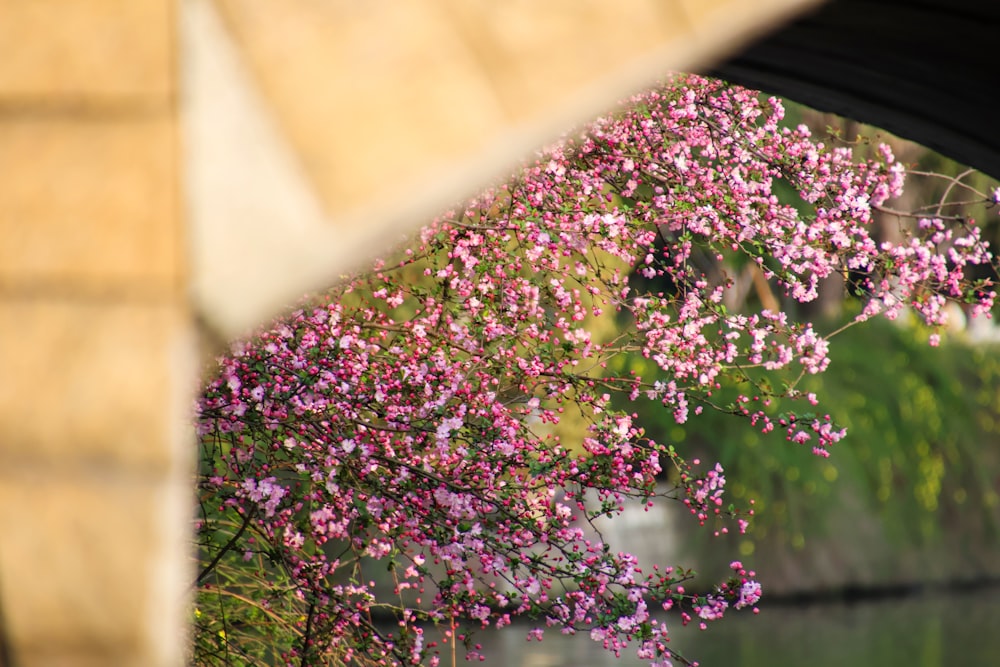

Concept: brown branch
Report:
left=196, top=507, right=257, bottom=586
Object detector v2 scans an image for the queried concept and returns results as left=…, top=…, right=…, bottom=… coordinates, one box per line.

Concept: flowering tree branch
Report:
left=192, top=74, right=996, bottom=666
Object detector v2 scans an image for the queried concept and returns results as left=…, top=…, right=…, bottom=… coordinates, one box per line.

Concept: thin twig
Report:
left=197, top=507, right=257, bottom=585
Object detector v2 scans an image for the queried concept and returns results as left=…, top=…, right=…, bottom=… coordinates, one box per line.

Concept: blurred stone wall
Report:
left=0, top=2, right=193, bottom=665
left=0, top=1, right=820, bottom=664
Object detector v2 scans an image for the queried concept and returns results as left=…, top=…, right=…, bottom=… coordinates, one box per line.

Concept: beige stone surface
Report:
left=0, top=3, right=191, bottom=662
left=0, top=300, right=194, bottom=472
left=212, top=0, right=510, bottom=215
left=437, top=0, right=693, bottom=121
left=182, top=0, right=341, bottom=342
left=211, top=0, right=821, bottom=221
left=211, top=0, right=701, bottom=220
left=0, top=0, right=174, bottom=101
left=0, top=474, right=192, bottom=667
left=0, top=299, right=197, bottom=667
left=0, top=117, right=181, bottom=295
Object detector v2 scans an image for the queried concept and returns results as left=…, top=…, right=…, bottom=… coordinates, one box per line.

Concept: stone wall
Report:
left=0, top=2, right=193, bottom=665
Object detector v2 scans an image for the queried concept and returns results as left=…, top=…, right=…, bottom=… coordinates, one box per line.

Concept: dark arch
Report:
left=710, top=0, right=1000, bottom=179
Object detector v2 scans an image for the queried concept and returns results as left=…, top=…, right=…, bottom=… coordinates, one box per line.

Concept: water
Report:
left=438, top=587, right=1000, bottom=666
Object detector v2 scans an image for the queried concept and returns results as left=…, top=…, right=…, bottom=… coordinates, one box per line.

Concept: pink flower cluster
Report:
left=193, top=74, right=994, bottom=666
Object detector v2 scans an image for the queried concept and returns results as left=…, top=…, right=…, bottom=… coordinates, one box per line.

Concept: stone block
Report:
left=0, top=0, right=173, bottom=101
left=0, top=474, right=191, bottom=667
left=0, top=300, right=195, bottom=473
left=435, top=0, right=693, bottom=121
left=209, top=0, right=819, bottom=229
left=213, top=0, right=509, bottom=216
left=0, top=116, right=181, bottom=293
left=211, top=0, right=694, bottom=218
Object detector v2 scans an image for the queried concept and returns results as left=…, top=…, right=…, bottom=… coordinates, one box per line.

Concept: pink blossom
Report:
left=735, top=581, right=763, bottom=609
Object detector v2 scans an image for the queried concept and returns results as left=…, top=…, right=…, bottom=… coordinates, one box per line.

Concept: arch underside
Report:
left=711, top=0, right=1000, bottom=180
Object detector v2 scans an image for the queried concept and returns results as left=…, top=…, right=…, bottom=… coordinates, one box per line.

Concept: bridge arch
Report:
left=712, top=0, right=1000, bottom=180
